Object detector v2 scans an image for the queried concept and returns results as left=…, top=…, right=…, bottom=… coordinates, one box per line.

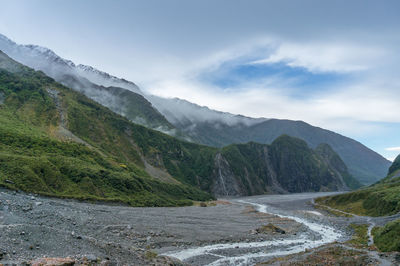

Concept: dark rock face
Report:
left=388, top=155, right=400, bottom=176
left=315, top=143, right=362, bottom=189
left=211, top=153, right=244, bottom=196
left=166, top=117, right=390, bottom=185
left=210, top=136, right=359, bottom=197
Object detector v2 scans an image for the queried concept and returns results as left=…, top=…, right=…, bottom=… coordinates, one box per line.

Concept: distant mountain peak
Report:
left=0, top=33, right=141, bottom=94
left=0, top=32, right=391, bottom=185
left=76, top=63, right=139, bottom=88
left=0, top=33, right=15, bottom=44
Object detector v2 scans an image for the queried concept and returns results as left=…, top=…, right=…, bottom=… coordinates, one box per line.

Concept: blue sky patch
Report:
left=199, top=60, right=352, bottom=98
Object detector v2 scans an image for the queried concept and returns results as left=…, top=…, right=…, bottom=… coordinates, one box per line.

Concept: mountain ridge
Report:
left=0, top=33, right=391, bottom=185
left=0, top=51, right=357, bottom=203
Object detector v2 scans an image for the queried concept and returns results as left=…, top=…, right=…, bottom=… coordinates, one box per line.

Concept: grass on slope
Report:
left=316, top=177, right=400, bottom=217
left=347, top=224, right=369, bottom=248
left=63, top=88, right=218, bottom=192
left=372, top=219, right=400, bottom=252
left=0, top=66, right=212, bottom=206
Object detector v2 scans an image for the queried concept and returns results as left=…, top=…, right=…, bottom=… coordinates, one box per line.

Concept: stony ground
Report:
left=0, top=189, right=300, bottom=265
left=1, top=189, right=399, bottom=265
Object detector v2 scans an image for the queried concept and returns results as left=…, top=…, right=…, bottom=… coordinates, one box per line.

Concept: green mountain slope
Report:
left=58, top=73, right=175, bottom=131
left=317, top=154, right=400, bottom=217
left=0, top=50, right=359, bottom=205
left=0, top=51, right=212, bottom=206
left=315, top=143, right=362, bottom=189
left=0, top=33, right=388, bottom=186
left=316, top=155, right=400, bottom=252
left=211, top=136, right=361, bottom=196
left=168, top=117, right=390, bottom=185
left=388, top=155, right=400, bottom=177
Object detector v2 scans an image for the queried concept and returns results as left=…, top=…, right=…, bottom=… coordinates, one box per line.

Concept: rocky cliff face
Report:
left=388, top=155, right=400, bottom=176
left=211, top=153, right=244, bottom=196
left=0, top=33, right=390, bottom=186
left=315, top=143, right=362, bottom=189
left=210, top=136, right=359, bottom=197
left=0, top=49, right=363, bottom=201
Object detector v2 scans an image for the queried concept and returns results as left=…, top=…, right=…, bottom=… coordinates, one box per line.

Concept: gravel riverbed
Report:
left=0, top=189, right=398, bottom=265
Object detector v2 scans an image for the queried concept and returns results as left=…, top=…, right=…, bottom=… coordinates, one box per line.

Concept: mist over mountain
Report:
left=0, top=50, right=357, bottom=202
left=0, top=33, right=174, bottom=131
left=0, top=33, right=391, bottom=184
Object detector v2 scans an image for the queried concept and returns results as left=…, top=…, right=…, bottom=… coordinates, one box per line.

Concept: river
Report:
left=163, top=192, right=345, bottom=265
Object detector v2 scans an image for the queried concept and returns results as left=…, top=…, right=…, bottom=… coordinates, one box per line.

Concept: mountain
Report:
left=150, top=96, right=390, bottom=185
left=57, top=73, right=175, bottom=132
left=0, top=33, right=172, bottom=132
left=0, top=33, right=391, bottom=185
left=388, top=155, right=400, bottom=178
left=317, top=154, right=400, bottom=217
left=212, top=136, right=359, bottom=196
left=0, top=51, right=356, bottom=204
left=315, top=143, right=362, bottom=189
left=316, top=154, right=400, bottom=252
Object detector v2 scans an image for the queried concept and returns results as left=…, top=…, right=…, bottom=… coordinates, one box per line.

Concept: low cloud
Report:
left=385, top=147, right=400, bottom=151
left=250, top=41, right=386, bottom=73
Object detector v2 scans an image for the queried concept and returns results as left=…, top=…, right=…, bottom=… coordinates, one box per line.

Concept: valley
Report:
left=0, top=12, right=398, bottom=265
left=1, top=189, right=399, bottom=265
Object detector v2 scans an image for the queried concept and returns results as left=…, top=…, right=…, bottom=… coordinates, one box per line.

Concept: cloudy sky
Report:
left=1, top=0, right=399, bottom=160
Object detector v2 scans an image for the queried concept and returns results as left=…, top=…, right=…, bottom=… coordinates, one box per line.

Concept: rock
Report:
left=5, top=179, right=14, bottom=184
left=31, top=196, right=36, bottom=200
left=71, top=231, right=75, bottom=237
left=22, top=204, right=33, bottom=212
left=84, top=254, right=97, bottom=262
left=35, top=202, right=42, bottom=206
left=256, top=223, right=286, bottom=234
left=31, top=257, right=75, bottom=266
left=76, top=236, right=82, bottom=240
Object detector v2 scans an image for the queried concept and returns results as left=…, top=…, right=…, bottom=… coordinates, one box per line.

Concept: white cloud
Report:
left=385, top=147, right=400, bottom=151
left=250, top=41, right=386, bottom=73
left=147, top=72, right=400, bottom=138
left=146, top=38, right=400, bottom=136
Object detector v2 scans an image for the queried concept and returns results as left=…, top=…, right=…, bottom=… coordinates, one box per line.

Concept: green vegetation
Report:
left=313, top=201, right=353, bottom=217
left=144, top=250, right=158, bottom=260
left=388, top=155, right=400, bottom=176
left=347, top=224, right=369, bottom=248
left=104, top=86, right=174, bottom=130
left=0, top=50, right=362, bottom=206
left=315, top=143, right=362, bottom=189
left=316, top=154, right=400, bottom=217
left=269, top=136, right=346, bottom=192
left=317, top=155, right=400, bottom=254
left=218, top=137, right=360, bottom=194
left=316, top=177, right=400, bottom=216
left=372, top=219, right=400, bottom=252
left=0, top=52, right=212, bottom=206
